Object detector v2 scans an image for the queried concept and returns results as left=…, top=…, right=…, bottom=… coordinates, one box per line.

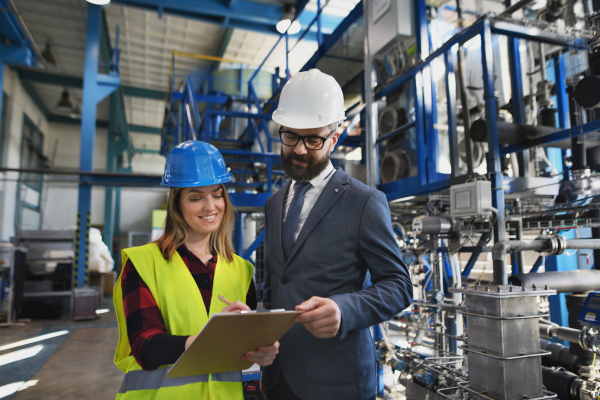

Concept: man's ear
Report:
left=329, top=132, right=341, bottom=154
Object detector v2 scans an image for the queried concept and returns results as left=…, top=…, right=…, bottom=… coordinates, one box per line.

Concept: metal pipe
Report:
left=6, top=0, right=47, bottom=69
left=363, top=0, right=379, bottom=188
left=471, top=119, right=559, bottom=145
left=516, top=218, right=525, bottom=274
left=539, top=42, right=547, bottom=81
left=493, top=237, right=600, bottom=285
left=457, top=47, right=474, bottom=174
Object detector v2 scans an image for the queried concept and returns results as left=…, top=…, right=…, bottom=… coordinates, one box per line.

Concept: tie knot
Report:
left=293, top=181, right=312, bottom=195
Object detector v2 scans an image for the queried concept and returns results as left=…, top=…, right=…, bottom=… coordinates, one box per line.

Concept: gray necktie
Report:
left=282, top=182, right=312, bottom=260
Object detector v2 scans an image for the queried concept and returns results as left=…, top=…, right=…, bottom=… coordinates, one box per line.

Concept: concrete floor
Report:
left=0, top=297, right=122, bottom=400
left=0, top=297, right=411, bottom=400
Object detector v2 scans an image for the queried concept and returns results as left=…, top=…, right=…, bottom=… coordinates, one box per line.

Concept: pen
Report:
left=218, top=295, right=233, bottom=306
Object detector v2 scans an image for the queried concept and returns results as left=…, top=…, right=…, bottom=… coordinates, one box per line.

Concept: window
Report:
left=21, top=115, right=46, bottom=193
left=0, top=92, right=8, bottom=166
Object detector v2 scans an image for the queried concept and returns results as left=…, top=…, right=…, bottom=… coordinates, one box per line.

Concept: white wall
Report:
left=0, top=65, right=49, bottom=241
left=1, top=65, right=170, bottom=243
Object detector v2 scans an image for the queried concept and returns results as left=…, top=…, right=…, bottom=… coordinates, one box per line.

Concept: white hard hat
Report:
left=272, top=69, right=346, bottom=129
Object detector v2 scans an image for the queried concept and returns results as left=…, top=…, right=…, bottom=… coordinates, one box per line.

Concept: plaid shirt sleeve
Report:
left=121, top=258, right=171, bottom=369
left=122, top=254, right=258, bottom=370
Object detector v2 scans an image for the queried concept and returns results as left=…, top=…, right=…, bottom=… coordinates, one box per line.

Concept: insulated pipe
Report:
left=470, top=119, right=559, bottom=145
left=510, top=269, right=600, bottom=293
left=457, top=47, right=474, bottom=174
left=539, top=324, right=586, bottom=347
left=493, top=237, right=600, bottom=285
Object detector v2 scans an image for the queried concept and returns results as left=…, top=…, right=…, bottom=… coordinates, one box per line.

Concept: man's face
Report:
left=280, top=125, right=340, bottom=182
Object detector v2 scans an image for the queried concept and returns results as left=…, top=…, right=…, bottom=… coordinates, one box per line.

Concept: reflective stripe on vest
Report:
left=118, top=368, right=242, bottom=393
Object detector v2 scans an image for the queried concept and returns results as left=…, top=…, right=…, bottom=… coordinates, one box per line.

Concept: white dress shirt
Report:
left=283, top=161, right=335, bottom=242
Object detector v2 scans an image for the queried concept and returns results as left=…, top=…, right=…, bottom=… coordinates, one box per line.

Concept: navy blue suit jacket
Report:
left=262, top=167, right=413, bottom=400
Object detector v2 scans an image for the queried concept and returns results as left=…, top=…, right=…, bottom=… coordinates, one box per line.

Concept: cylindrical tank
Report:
left=412, top=216, right=453, bottom=235
left=212, top=69, right=273, bottom=99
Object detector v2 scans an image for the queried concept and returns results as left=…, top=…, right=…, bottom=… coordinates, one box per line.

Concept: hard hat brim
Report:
left=160, top=172, right=233, bottom=188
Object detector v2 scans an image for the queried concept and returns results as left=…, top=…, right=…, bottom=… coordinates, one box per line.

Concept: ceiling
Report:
left=11, top=0, right=361, bottom=154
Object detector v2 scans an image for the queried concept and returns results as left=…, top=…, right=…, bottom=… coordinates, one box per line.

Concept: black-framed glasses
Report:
left=278, top=127, right=336, bottom=151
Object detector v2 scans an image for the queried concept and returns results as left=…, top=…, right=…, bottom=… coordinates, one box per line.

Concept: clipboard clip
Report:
left=239, top=309, right=287, bottom=314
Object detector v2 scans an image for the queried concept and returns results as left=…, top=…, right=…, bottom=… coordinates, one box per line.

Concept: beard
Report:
left=281, top=148, right=330, bottom=182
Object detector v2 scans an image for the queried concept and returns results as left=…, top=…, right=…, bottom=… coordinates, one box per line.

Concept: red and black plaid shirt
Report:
left=121, top=244, right=257, bottom=370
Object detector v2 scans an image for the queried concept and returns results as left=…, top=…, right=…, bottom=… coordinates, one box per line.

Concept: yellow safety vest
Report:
left=113, top=243, right=254, bottom=400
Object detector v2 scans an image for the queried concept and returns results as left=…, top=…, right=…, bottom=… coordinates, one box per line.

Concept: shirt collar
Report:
left=292, top=161, right=334, bottom=191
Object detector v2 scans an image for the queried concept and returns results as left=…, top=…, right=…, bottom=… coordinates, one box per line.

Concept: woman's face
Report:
left=179, top=184, right=225, bottom=236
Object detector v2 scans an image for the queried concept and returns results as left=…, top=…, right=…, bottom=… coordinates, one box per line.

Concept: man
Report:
left=262, top=68, right=413, bottom=400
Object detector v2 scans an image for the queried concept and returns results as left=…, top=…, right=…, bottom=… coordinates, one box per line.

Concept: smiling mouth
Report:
left=199, top=214, right=217, bottom=222
left=293, top=159, right=308, bottom=166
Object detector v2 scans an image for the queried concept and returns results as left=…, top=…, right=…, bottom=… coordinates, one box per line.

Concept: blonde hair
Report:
left=154, top=184, right=235, bottom=263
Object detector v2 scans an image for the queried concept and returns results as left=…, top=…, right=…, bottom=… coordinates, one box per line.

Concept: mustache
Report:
left=291, top=154, right=310, bottom=163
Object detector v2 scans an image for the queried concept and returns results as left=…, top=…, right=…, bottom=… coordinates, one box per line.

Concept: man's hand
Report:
left=295, top=297, right=341, bottom=338
left=243, top=341, right=280, bottom=366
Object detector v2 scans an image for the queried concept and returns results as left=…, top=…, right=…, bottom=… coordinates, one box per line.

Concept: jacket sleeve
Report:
left=330, top=190, right=413, bottom=339
left=263, top=198, right=273, bottom=310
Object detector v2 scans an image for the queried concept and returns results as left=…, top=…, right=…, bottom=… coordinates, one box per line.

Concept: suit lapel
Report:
left=273, top=180, right=291, bottom=267
left=285, top=169, right=348, bottom=264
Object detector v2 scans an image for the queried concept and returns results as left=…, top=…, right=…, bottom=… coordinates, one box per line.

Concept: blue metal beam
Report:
left=129, top=124, right=161, bottom=134
left=111, top=0, right=339, bottom=39
left=16, top=69, right=166, bottom=100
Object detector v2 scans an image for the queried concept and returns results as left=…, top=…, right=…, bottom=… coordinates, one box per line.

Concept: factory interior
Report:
left=5, top=0, right=600, bottom=399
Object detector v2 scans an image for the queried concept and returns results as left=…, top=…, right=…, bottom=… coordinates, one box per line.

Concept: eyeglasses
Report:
left=278, top=127, right=336, bottom=151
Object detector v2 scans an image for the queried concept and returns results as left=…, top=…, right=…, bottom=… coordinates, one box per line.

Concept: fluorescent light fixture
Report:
left=96, top=309, right=110, bottom=314
left=86, top=0, right=111, bottom=4
left=287, top=21, right=301, bottom=35
left=276, top=3, right=301, bottom=34
left=0, top=345, right=44, bottom=367
left=0, top=330, right=69, bottom=351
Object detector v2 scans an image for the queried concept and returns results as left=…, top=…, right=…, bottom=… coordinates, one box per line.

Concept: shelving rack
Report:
left=16, top=230, right=77, bottom=318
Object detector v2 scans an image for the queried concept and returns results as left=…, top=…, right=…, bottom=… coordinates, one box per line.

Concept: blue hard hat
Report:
left=161, top=140, right=233, bottom=187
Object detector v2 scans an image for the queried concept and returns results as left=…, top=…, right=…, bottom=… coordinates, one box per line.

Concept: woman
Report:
left=113, top=140, right=278, bottom=399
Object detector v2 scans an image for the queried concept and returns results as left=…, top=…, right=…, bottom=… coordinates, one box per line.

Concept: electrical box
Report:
left=367, top=0, right=415, bottom=57
left=450, top=181, right=493, bottom=218
left=578, top=291, right=600, bottom=327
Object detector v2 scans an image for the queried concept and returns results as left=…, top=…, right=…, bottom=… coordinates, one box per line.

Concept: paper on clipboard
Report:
left=167, top=310, right=302, bottom=378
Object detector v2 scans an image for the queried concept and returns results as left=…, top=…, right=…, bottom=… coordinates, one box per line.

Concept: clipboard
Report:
left=167, top=310, right=302, bottom=378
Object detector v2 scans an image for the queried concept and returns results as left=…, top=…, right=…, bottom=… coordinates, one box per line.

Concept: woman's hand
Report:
left=185, top=335, right=198, bottom=351
left=221, top=300, right=250, bottom=313
left=243, top=341, right=280, bottom=366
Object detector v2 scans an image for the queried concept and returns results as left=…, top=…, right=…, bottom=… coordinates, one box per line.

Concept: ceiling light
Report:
left=86, top=0, right=111, bottom=4
left=56, top=89, right=74, bottom=113
left=276, top=3, right=301, bottom=34
left=41, top=42, right=56, bottom=66
left=70, top=101, right=82, bottom=119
